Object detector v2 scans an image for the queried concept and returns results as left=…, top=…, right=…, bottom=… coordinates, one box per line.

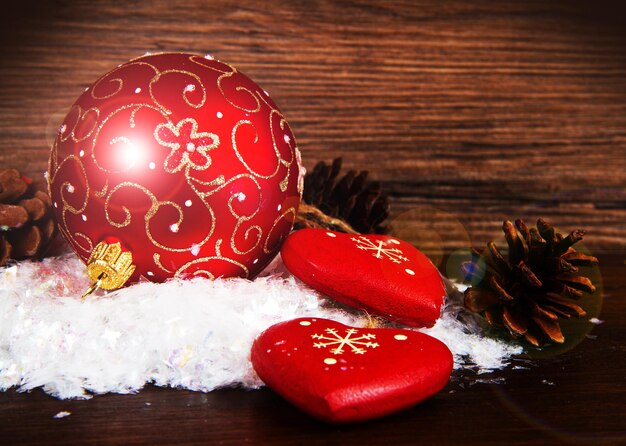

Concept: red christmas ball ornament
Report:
left=48, top=53, right=303, bottom=289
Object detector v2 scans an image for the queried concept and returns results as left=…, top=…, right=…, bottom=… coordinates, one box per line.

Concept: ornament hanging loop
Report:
left=81, top=241, right=136, bottom=300
left=81, top=272, right=107, bottom=300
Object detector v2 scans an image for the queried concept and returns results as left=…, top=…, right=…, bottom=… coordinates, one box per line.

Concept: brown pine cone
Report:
left=299, top=158, right=390, bottom=234
left=0, top=168, right=57, bottom=266
left=463, top=218, right=599, bottom=347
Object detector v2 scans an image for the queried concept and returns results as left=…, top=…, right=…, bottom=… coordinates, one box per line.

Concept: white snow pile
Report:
left=0, top=253, right=521, bottom=399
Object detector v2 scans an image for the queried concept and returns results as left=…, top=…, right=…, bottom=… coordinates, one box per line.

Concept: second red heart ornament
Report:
left=251, top=317, right=453, bottom=424
left=281, top=229, right=446, bottom=327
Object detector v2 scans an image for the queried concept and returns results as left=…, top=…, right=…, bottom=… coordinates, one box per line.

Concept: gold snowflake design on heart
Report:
left=298, top=320, right=411, bottom=366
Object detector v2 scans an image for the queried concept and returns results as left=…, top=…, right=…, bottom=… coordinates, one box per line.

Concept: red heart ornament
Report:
left=251, top=317, right=453, bottom=424
left=281, top=229, right=445, bottom=327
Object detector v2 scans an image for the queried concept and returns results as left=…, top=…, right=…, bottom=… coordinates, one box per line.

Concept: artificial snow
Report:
left=422, top=283, right=523, bottom=374
left=0, top=252, right=522, bottom=399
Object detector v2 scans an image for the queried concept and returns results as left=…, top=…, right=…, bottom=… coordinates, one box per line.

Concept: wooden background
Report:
left=1, top=0, right=625, bottom=261
left=0, top=1, right=625, bottom=445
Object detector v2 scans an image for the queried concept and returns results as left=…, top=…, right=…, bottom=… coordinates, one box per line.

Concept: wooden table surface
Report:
left=0, top=1, right=625, bottom=444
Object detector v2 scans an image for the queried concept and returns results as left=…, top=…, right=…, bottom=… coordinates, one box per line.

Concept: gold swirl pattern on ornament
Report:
left=104, top=181, right=216, bottom=253
left=55, top=162, right=93, bottom=255
left=175, top=254, right=249, bottom=280
left=231, top=120, right=281, bottom=180
left=153, top=253, right=174, bottom=274
left=71, top=108, right=100, bottom=143
left=257, top=92, right=297, bottom=192
left=91, top=76, right=123, bottom=100
left=275, top=115, right=294, bottom=193
left=191, top=172, right=258, bottom=199
left=187, top=173, right=226, bottom=190
left=188, top=55, right=232, bottom=74
left=59, top=222, right=93, bottom=257
left=94, top=180, right=108, bottom=198
left=57, top=104, right=77, bottom=142
left=188, top=55, right=261, bottom=113
left=73, top=232, right=94, bottom=254
left=278, top=116, right=295, bottom=163
left=149, top=70, right=207, bottom=115
left=90, top=61, right=159, bottom=100
left=146, top=200, right=203, bottom=252
left=185, top=173, right=262, bottom=256
left=104, top=181, right=143, bottom=228
left=129, top=107, right=144, bottom=128
left=57, top=105, right=100, bottom=144
left=50, top=155, right=90, bottom=215
left=221, top=83, right=261, bottom=113
left=231, top=222, right=263, bottom=256
left=49, top=152, right=93, bottom=254
left=257, top=92, right=296, bottom=159
left=56, top=223, right=93, bottom=257
left=227, top=176, right=263, bottom=256
left=263, top=207, right=297, bottom=254
left=217, top=73, right=261, bottom=113
left=214, top=238, right=223, bottom=256
left=61, top=211, right=91, bottom=255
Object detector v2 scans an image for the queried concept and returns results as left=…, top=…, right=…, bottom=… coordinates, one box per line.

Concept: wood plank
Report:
left=0, top=0, right=624, bottom=255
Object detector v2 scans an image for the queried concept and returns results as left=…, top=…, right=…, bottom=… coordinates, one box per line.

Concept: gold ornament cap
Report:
left=81, top=241, right=136, bottom=299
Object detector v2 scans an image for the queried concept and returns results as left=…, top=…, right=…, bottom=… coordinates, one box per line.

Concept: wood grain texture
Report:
left=0, top=0, right=625, bottom=255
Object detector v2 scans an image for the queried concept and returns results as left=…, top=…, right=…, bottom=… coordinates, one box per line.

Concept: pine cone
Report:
left=299, top=158, right=390, bottom=234
left=463, top=218, right=598, bottom=347
left=0, top=168, right=57, bottom=266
